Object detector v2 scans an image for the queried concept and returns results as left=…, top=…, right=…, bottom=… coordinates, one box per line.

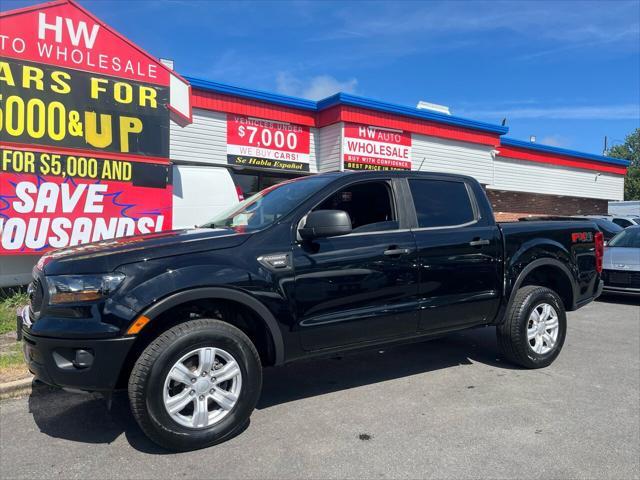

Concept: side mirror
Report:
left=299, top=210, right=352, bottom=240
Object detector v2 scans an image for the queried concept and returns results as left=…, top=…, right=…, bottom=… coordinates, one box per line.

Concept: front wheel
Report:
left=128, top=318, right=262, bottom=451
left=497, top=285, right=567, bottom=369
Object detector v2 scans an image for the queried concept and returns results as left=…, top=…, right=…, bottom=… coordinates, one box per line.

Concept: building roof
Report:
left=501, top=138, right=631, bottom=167
left=185, top=76, right=508, bottom=136
left=185, top=75, right=630, bottom=169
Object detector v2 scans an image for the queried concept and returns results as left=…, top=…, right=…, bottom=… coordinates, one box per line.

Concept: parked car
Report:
left=519, top=216, right=623, bottom=241
left=18, top=171, right=604, bottom=451
left=585, top=215, right=640, bottom=229
left=602, top=226, right=640, bottom=295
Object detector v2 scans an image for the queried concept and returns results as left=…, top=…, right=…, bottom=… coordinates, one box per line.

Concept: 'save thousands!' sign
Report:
left=343, top=123, right=412, bottom=171
left=0, top=0, right=191, bottom=254
left=227, top=114, right=311, bottom=172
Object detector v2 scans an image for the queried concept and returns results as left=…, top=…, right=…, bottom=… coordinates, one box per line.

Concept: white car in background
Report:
left=602, top=226, right=640, bottom=296
left=586, top=215, right=640, bottom=229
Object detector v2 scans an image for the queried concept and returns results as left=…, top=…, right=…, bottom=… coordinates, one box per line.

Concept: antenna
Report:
left=418, top=157, right=426, bottom=171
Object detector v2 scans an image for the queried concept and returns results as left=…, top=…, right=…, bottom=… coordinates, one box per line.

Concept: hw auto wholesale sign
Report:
left=0, top=0, right=191, bottom=254
left=227, top=114, right=311, bottom=172
left=343, top=123, right=412, bottom=171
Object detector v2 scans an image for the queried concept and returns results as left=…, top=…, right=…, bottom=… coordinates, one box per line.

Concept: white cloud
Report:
left=276, top=72, right=358, bottom=100
left=457, top=104, right=640, bottom=120
left=539, top=135, right=569, bottom=147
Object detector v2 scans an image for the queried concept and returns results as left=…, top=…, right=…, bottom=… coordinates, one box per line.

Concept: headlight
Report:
left=46, top=273, right=126, bottom=305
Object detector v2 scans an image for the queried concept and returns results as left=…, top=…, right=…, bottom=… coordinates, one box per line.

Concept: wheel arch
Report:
left=138, top=287, right=285, bottom=365
left=115, top=288, right=286, bottom=389
left=503, top=258, right=578, bottom=321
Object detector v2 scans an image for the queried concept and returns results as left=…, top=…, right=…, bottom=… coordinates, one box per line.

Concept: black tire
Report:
left=497, top=285, right=567, bottom=369
left=128, top=318, right=262, bottom=451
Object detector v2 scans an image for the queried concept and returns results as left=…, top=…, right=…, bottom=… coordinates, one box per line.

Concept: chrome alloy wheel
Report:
left=527, top=303, right=560, bottom=355
left=162, top=347, right=242, bottom=429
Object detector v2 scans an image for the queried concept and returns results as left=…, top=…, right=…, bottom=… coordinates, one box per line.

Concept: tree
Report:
left=607, top=128, right=640, bottom=200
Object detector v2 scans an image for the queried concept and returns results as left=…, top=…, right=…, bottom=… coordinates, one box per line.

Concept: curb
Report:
left=0, top=376, right=34, bottom=400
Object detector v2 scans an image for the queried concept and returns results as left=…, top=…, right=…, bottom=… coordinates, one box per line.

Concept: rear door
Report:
left=292, top=178, right=419, bottom=350
left=407, top=177, right=502, bottom=332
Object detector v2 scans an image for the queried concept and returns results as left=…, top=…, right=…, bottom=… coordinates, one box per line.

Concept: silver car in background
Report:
left=602, top=226, right=640, bottom=296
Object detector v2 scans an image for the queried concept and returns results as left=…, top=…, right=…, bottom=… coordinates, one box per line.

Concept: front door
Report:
left=292, top=179, right=419, bottom=351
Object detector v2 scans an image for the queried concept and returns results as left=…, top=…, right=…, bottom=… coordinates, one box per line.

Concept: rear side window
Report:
left=408, top=179, right=475, bottom=228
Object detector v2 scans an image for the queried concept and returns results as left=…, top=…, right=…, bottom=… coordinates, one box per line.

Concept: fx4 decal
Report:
left=571, top=232, right=594, bottom=243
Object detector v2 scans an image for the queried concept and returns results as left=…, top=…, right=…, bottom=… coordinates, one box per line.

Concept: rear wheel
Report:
left=128, top=318, right=262, bottom=451
left=497, top=285, right=567, bottom=368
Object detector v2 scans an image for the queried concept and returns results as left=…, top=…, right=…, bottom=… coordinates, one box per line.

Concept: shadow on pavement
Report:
left=28, top=384, right=167, bottom=454
left=258, top=325, right=511, bottom=409
left=596, top=293, right=640, bottom=307
left=27, top=325, right=512, bottom=452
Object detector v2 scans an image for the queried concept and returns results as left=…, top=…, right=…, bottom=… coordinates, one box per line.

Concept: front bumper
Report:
left=602, top=269, right=640, bottom=296
left=19, top=307, right=135, bottom=392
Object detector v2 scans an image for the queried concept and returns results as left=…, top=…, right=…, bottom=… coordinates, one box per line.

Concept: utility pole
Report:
left=603, top=136, right=608, bottom=155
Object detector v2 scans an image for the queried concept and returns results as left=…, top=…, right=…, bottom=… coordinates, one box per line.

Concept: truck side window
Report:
left=409, top=179, right=475, bottom=228
left=315, top=181, right=397, bottom=232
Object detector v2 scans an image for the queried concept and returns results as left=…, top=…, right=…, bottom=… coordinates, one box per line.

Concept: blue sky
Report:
left=3, top=0, right=640, bottom=155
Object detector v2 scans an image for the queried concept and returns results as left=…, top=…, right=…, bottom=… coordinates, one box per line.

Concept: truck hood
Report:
left=603, top=247, right=640, bottom=271
left=39, top=228, right=251, bottom=275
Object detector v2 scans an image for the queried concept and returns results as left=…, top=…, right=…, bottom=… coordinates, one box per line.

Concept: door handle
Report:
left=384, top=247, right=412, bottom=256
left=469, top=239, right=490, bottom=247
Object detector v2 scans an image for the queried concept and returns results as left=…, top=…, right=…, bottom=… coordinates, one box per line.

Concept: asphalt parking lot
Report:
left=1, top=297, right=638, bottom=480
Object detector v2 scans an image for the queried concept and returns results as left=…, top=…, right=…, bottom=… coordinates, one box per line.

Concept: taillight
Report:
left=594, top=231, right=604, bottom=273
left=235, top=185, right=244, bottom=202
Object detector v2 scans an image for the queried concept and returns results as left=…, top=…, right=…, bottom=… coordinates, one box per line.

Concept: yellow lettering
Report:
left=5, top=96, right=24, bottom=136
left=119, top=116, right=143, bottom=153
left=22, top=66, right=44, bottom=91
left=139, top=86, right=157, bottom=108
left=47, top=101, right=65, bottom=141
left=90, top=77, right=108, bottom=100
left=101, top=160, right=112, bottom=179
left=114, top=82, right=133, bottom=104
left=122, top=162, right=131, bottom=181
left=51, top=71, right=71, bottom=94
left=26, top=98, right=46, bottom=139
left=0, top=61, right=15, bottom=86
left=85, top=112, right=113, bottom=149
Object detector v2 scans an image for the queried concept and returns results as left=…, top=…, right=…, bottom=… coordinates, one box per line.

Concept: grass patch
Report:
left=0, top=290, right=30, bottom=381
left=0, top=343, right=29, bottom=382
left=0, top=343, right=24, bottom=368
left=0, top=291, right=28, bottom=335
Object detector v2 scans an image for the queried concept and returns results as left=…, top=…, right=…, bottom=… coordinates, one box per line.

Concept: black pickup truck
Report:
left=18, top=171, right=604, bottom=450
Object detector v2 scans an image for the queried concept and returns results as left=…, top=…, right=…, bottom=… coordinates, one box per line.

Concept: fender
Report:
left=139, top=287, right=285, bottom=365
left=497, top=258, right=578, bottom=324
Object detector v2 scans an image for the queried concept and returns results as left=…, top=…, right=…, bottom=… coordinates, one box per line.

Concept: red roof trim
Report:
left=191, top=90, right=317, bottom=126
left=498, top=145, right=627, bottom=175
left=323, top=106, right=501, bottom=147
left=193, top=89, right=501, bottom=146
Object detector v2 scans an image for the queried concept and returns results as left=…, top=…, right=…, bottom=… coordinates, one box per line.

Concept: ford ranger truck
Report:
left=18, top=171, right=604, bottom=451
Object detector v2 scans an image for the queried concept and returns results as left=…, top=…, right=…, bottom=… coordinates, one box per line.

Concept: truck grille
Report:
left=603, top=270, right=640, bottom=289
left=28, top=278, right=44, bottom=316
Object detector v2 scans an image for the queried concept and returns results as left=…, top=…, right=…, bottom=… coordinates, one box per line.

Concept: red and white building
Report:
left=172, top=77, right=629, bottom=223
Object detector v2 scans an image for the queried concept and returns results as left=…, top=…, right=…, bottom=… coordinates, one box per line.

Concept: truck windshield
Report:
left=200, top=175, right=333, bottom=232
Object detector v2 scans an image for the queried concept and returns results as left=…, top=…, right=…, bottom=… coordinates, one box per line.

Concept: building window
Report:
left=231, top=171, right=303, bottom=198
